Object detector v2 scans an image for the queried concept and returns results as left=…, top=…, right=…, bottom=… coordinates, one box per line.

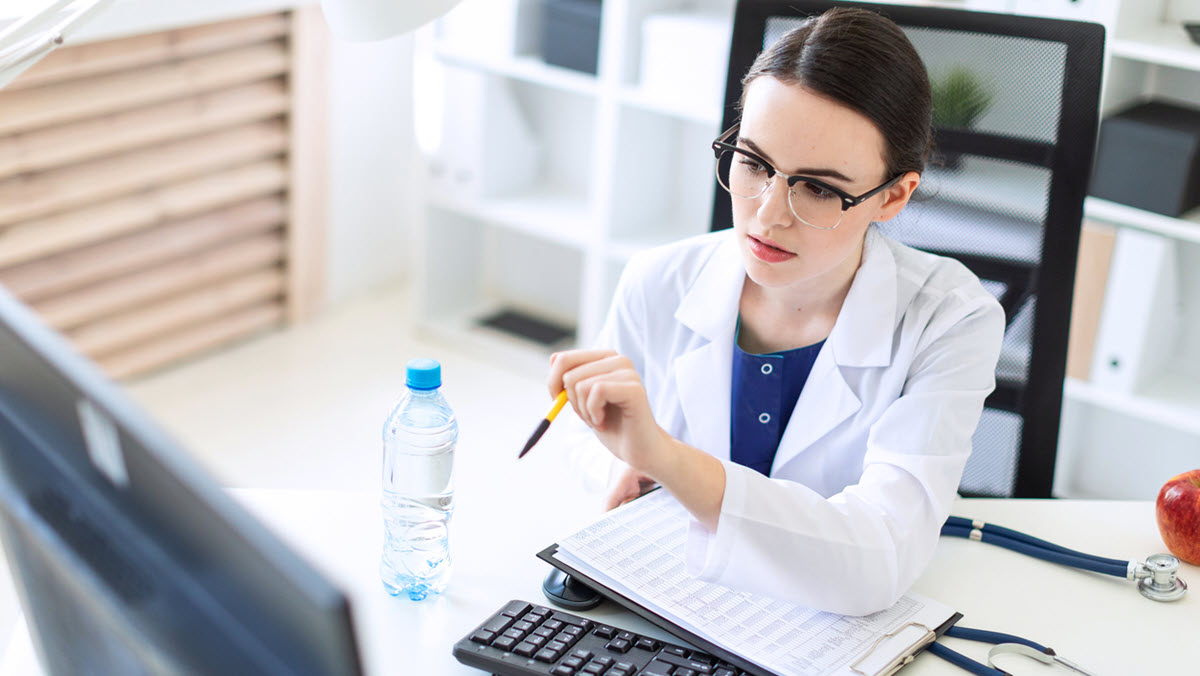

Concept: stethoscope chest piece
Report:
left=1135, top=553, right=1188, bottom=602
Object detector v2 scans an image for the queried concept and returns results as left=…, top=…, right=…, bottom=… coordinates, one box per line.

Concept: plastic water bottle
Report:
left=380, top=358, right=456, bottom=600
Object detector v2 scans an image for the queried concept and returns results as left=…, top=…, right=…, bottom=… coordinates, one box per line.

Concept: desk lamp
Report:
left=0, top=0, right=463, bottom=90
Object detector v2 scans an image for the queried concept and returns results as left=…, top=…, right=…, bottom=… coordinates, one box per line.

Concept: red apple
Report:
left=1156, top=470, right=1200, bottom=566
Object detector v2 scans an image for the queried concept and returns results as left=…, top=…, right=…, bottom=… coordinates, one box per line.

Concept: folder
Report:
left=538, top=489, right=960, bottom=676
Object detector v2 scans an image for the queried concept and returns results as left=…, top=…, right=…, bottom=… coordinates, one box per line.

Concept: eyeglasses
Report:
left=711, top=124, right=903, bottom=231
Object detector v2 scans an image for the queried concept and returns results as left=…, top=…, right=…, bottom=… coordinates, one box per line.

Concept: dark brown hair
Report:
left=739, top=7, right=932, bottom=179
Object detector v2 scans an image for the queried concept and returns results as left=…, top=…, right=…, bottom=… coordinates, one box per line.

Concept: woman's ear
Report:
left=871, top=171, right=921, bottom=222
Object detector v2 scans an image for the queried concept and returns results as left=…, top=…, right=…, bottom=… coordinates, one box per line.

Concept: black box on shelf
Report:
left=1090, top=100, right=1200, bottom=217
left=542, top=0, right=602, bottom=75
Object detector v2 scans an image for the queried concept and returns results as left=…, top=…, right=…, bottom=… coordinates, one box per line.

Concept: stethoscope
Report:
left=921, top=515, right=1190, bottom=675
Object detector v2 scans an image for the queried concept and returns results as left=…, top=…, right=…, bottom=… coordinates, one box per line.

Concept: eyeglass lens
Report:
left=715, top=149, right=844, bottom=230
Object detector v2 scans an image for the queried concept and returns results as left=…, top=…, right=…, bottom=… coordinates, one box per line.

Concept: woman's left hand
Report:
left=548, top=349, right=672, bottom=476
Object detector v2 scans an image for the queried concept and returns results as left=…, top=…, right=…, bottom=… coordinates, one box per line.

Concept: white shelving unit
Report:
left=412, top=0, right=1200, bottom=498
left=413, top=0, right=733, bottom=366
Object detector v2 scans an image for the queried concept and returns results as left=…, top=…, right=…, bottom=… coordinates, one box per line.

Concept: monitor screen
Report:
left=0, top=287, right=364, bottom=675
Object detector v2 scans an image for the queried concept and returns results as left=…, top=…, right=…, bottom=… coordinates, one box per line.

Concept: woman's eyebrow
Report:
left=740, top=137, right=854, bottom=184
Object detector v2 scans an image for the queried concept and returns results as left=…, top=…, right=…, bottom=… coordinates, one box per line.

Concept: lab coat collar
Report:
left=672, top=227, right=901, bottom=467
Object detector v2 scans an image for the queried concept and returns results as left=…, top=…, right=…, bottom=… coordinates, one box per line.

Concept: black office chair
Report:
left=711, top=0, right=1105, bottom=497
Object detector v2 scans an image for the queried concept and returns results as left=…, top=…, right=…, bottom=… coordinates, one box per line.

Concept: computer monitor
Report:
left=0, top=286, right=364, bottom=675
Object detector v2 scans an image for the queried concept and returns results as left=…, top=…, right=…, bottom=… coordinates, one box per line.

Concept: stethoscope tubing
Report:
left=926, top=642, right=1006, bottom=676
left=928, top=626, right=1055, bottom=676
left=941, top=519, right=1128, bottom=578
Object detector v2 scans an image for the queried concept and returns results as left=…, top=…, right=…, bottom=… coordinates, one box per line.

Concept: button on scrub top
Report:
left=730, top=334, right=825, bottom=476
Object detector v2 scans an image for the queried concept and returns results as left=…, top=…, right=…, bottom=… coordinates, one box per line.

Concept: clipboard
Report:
left=537, top=487, right=962, bottom=676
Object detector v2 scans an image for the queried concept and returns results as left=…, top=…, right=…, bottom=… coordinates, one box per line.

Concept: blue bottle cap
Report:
left=406, top=358, right=441, bottom=390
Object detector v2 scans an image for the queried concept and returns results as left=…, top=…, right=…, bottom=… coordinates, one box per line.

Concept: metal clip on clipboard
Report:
left=850, top=622, right=937, bottom=676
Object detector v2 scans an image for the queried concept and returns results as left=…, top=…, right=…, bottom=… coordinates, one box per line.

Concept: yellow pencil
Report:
left=518, top=390, right=568, bottom=459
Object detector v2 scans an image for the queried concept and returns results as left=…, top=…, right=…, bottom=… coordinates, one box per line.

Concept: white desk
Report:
left=217, top=490, right=1197, bottom=675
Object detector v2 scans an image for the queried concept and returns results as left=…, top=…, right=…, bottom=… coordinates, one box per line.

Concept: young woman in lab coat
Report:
left=548, top=8, right=1005, bottom=616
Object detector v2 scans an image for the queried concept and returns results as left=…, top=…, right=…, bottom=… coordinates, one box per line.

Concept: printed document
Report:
left=555, top=490, right=955, bottom=676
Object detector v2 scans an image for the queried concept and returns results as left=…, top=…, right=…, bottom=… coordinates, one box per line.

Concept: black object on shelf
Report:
left=1185, top=22, right=1200, bottom=46
left=542, top=0, right=602, bottom=75
left=478, top=308, right=575, bottom=347
left=1089, top=100, right=1200, bottom=217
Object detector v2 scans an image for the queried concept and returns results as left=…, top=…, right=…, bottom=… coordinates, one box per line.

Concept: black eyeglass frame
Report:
left=711, top=124, right=905, bottom=225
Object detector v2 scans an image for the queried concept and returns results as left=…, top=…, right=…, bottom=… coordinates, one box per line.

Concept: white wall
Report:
left=324, top=33, right=424, bottom=305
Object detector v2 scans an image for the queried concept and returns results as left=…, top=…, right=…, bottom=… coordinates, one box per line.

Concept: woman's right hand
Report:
left=603, top=465, right=657, bottom=512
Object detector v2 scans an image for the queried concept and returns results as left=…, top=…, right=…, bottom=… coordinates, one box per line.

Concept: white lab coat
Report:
left=569, top=225, right=1005, bottom=616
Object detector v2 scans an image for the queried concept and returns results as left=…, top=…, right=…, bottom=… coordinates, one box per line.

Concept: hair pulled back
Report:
left=740, top=8, right=932, bottom=179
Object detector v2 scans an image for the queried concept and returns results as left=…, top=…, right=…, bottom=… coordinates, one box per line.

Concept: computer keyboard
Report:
left=452, top=600, right=752, bottom=676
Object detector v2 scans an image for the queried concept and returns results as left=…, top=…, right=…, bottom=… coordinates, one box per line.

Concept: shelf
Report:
left=1065, top=375, right=1200, bottom=438
left=418, top=302, right=577, bottom=374
left=429, top=184, right=594, bottom=252
left=432, top=46, right=599, bottom=97
left=1111, top=24, right=1200, bottom=72
left=617, top=87, right=723, bottom=127
left=1084, top=197, right=1200, bottom=244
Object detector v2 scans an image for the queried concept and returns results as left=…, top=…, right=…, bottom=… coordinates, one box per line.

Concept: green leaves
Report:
left=931, top=67, right=993, bottom=129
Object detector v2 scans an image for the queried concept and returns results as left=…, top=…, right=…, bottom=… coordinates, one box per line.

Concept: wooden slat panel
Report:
left=0, top=197, right=285, bottom=301
left=99, top=303, right=284, bottom=380
left=286, top=6, right=331, bottom=322
left=0, top=161, right=287, bottom=268
left=0, top=120, right=288, bottom=227
left=0, top=42, right=289, bottom=136
left=35, top=232, right=285, bottom=330
left=70, top=268, right=285, bottom=358
left=9, top=14, right=290, bottom=91
left=0, top=80, right=288, bottom=179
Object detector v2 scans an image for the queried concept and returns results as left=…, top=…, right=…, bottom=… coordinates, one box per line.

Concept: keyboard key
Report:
left=614, top=661, right=635, bottom=674
left=491, top=636, right=518, bottom=651
left=529, top=607, right=552, bottom=619
left=501, top=601, right=532, bottom=618
left=514, top=621, right=535, bottom=632
left=534, top=626, right=556, bottom=638
left=616, top=631, right=635, bottom=642
left=544, top=619, right=565, bottom=631
left=563, top=656, right=585, bottom=669
left=571, top=649, right=593, bottom=662
left=563, top=625, right=584, bottom=637
left=640, top=660, right=675, bottom=676
left=594, top=656, right=614, bottom=667
left=527, top=635, right=548, bottom=648
left=635, top=638, right=660, bottom=652
left=582, top=663, right=607, bottom=675
left=665, top=646, right=690, bottom=657
left=483, top=616, right=514, bottom=634
left=503, top=628, right=524, bottom=640
left=593, top=626, right=616, bottom=639
left=676, top=669, right=697, bottom=676
left=536, top=648, right=560, bottom=663
left=469, top=630, right=494, bottom=645
left=554, top=631, right=578, bottom=647
left=514, top=641, right=539, bottom=657
left=659, top=653, right=714, bottom=674
left=552, top=667, right=575, bottom=676
left=605, top=638, right=631, bottom=653
left=548, top=640, right=568, bottom=653
left=714, top=670, right=736, bottom=676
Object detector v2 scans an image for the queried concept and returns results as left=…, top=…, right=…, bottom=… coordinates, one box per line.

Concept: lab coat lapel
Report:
left=771, top=228, right=898, bottom=473
left=673, top=235, right=744, bottom=463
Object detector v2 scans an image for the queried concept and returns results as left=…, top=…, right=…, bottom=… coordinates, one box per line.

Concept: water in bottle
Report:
left=380, top=358, right=456, bottom=600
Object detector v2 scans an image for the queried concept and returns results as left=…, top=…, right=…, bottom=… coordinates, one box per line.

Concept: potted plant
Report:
left=931, top=66, right=994, bottom=169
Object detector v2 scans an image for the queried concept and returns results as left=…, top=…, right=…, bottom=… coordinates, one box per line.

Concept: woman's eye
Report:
left=737, top=157, right=767, bottom=174
left=801, top=181, right=835, bottom=199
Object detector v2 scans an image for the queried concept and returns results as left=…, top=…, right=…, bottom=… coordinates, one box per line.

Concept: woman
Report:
left=549, top=7, right=1004, bottom=616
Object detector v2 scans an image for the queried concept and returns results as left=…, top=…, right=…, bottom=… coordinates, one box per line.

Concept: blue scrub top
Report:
left=730, top=328, right=825, bottom=476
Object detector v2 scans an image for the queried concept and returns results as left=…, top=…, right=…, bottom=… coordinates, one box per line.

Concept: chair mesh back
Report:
left=714, top=1, right=1105, bottom=496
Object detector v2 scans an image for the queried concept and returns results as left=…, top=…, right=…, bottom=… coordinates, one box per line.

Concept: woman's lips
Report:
left=748, top=235, right=796, bottom=263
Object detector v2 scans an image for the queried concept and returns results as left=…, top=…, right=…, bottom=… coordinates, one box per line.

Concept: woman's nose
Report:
left=757, top=175, right=794, bottom=228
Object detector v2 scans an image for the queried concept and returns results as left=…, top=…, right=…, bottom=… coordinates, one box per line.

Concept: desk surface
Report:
left=1, top=484, right=1196, bottom=675
left=232, top=490, right=1193, bottom=676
